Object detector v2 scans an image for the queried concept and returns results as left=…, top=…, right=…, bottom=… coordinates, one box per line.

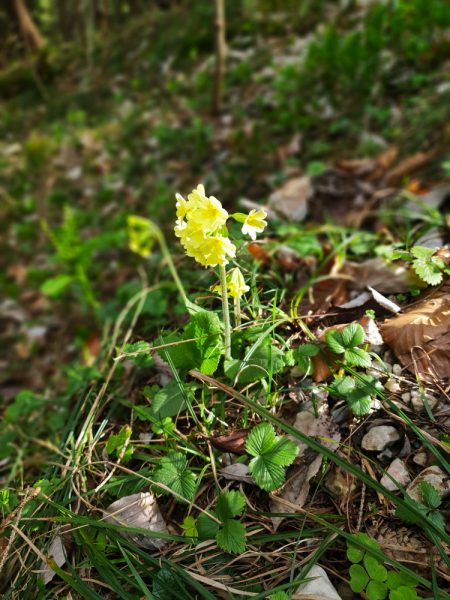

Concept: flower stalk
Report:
left=219, top=265, right=231, bottom=359
left=235, top=295, right=241, bottom=328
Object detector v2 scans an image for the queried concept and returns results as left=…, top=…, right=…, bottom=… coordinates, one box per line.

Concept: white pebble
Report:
left=393, top=364, right=402, bottom=376
left=401, top=393, right=411, bottom=404
left=384, top=379, right=401, bottom=393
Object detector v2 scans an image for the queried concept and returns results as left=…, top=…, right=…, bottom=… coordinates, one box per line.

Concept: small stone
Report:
left=295, top=565, right=342, bottom=599
left=413, top=452, right=428, bottom=467
left=377, top=447, right=393, bottom=463
left=406, top=466, right=450, bottom=503
left=361, top=426, right=400, bottom=451
left=325, top=465, right=355, bottom=498
left=393, top=364, right=402, bottom=376
left=411, top=392, right=440, bottom=413
left=384, top=379, right=401, bottom=393
left=401, top=392, right=411, bottom=404
left=366, top=368, right=384, bottom=379
left=380, top=458, right=411, bottom=491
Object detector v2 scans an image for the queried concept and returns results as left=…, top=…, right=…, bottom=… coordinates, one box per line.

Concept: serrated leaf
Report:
left=105, top=434, right=119, bottom=454
left=151, top=451, right=196, bottom=502
left=329, top=376, right=355, bottom=395
left=395, top=499, right=428, bottom=524
left=325, top=330, right=346, bottom=354
left=216, top=490, right=246, bottom=520
left=123, top=341, right=153, bottom=368
left=391, top=251, right=411, bottom=261
left=428, top=509, right=445, bottom=531
left=150, top=379, right=187, bottom=419
left=296, top=343, right=320, bottom=356
left=296, top=353, right=313, bottom=374
left=283, top=349, right=296, bottom=367
left=224, top=346, right=285, bottom=383
left=197, top=510, right=220, bottom=540
left=413, top=258, right=443, bottom=286
left=216, top=519, right=246, bottom=555
left=342, top=323, right=364, bottom=348
left=246, top=423, right=298, bottom=491
left=411, top=246, right=435, bottom=260
left=349, top=564, right=370, bottom=593
left=419, top=481, right=441, bottom=509
left=344, top=347, right=372, bottom=367
left=244, top=325, right=271, bottom=347
left=153, top=568, right=184, bottom=600
left=366, top=580, right=388, bottom=600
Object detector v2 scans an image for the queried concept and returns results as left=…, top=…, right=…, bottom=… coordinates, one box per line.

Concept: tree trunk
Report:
left=212, top=0, right=226, bottom=116
left=11, top=0, right=43, bottom=52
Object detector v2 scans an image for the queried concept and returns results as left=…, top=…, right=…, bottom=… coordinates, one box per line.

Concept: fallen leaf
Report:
left=380, top=284, right=450, bottom=381
left=219, top=463, right=255, bottom=485
left=368, top=287, right=401, bottom=314
left=360, top=315, right=384, bottom=346
left=269, top=176, right=312, bottom=222
left=82, top=332, right=101, bottom=366
left=105, top=492, right=169, bottom=550
left=335, top=147, right=397, bottom=181
left=270, top=413, right=341, bottom=530
left=247, top=243, right=271, bottom=267
left=39, top=524, right=73, bottom=585
left=386, top=149, right=435, bottom=186
left=344, top=257, right=425, bottom=293
left=153, top=353, right=174, bottom=387
left=208, top=429, right=250, bottom=455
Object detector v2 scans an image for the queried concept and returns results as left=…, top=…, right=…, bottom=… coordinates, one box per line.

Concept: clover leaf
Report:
left=349, top=564, right=370, bottom=593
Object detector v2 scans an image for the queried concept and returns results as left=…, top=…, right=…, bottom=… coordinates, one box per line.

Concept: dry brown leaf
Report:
left=105, top=492, right=169, bottom=550
left=345, top=257, right=425, bottom=293
left=39, top=524, right=73, bottom=585
left=270, top=413, right=340, bottom=530
left=208, top=429, right=250, bottom=455
left=219, top=463, right=255, bottom=485
left=380, top=284, right=450, bottom=381
left=386, top=149, right=435, bottom=186
left=152, top=353, right=174, bottom=387
left=82, top=332, right=101, bottom=366
left=269, top=176, right=312, bottom=222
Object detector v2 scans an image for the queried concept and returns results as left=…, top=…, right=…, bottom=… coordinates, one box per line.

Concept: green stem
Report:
left=234, top=295, right=241, bottom=328
left=155, top=229, right=187, bottom=304
left=219, top=265, right=231, bottom=359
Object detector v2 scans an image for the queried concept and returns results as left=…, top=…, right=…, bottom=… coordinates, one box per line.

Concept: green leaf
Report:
left=346, top=532, right=380, bottom=563
left=283, top=349, right=297, bottom=367
left=224, top=346, right=285, bottom=383
left=230, top=212, right=248, bottom=223
left=386, top=572, right=418, bottom=591
left=349, top=564, right=370, bottom=593
left=153, top=568, right=184, bottom=600
left=150, top=380, right=187, bottom=419
left=391, top=251, right=411, bottom=261
left=389, top=586, right=418, bottom=600
left=344, top=347, right=372, bottom=368
left=366, top=580, right=388, bottom=600
left=181, top=516, right=198, bottom=539
left=325, top=330, right=346, bottom=354
left=151, top=452, right=196, bottom=502
left=329, top=376, right=355, bottom=396
left=40, top=274, right=74, bottom=297
left=197, top=510, right=220, bottom=540
left=296, top=344, right=320, bottom=356
left=244, top=325, right=271, bottom=347
left=151, top=417, right=174, bottom=435
left=270, top=593, right=289, bottom=600
left=122, top=341, right=153, bottom=368
left=411, top=246, right=435, bottom=260
left=364, top=555, right=387, bottom=581
left=216, top=519, right=246, bottom=555
left=105, top=434, right=120, bottom=454
left=428, top=509, right=445, bottom=531
left=413, top=258, right=443, bottom=285
left=395, top=498, right=429, bottom=524
left=0, top=490, right=19, bottom=515
left=347, top=375, right=384, bottom=416
left=342, top=323, right=364, bottom=348
left=420, top=481, right=441, bottom=509
left=216, top=490, right=246, bottom=520
left=246, top=423, right=298, bottom=491
left=158, top=311, right=223, bottom=375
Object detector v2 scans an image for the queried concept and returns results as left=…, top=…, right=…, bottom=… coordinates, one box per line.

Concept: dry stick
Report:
left=0, top=488, right=31, bottom=575
left=212, top=0, right=226, bottom=115
left=357, top=462, right=367, bottom=532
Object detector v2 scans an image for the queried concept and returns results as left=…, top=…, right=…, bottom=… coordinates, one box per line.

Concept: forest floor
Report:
left=2, top=2, right=450, bottom=599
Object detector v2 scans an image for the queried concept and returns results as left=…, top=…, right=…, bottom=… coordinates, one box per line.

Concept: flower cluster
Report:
left=174, top=184, right=267, bottom=268
left=175, top=184, right=236, bottom=267
left=214, top=268, right=250, bottom=299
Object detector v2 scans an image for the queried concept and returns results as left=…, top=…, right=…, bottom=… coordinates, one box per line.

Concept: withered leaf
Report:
left=219, top=463, right=255, bottom=485
left=105, top=492, right=169, bottom=550
left=380, top=284, right=450, bottom=381
left=39, top=524, right=73, bottom=585
left=208, top=429, right=250, bottom=455
left=344, top=257, right=425, bottom=294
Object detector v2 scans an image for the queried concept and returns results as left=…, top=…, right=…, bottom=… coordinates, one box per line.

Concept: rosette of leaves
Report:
left=197, top=490, right=246, bottom=554
left=150, top=452, right=196, bottom=503
left=325, top=323, right=371, bottom=368
left=245, top=423, right=298, bottom=491
left=347, top=533, right=419, bottom=600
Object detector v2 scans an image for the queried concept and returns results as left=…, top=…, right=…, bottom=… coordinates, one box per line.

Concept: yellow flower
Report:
left=190, top=196, right=228, bottom=233
left=200, top=236, right=236, bottom=267
left=242, top=209, right=267, bottom=241
left=187, top=184, right=209, bottom=210
left=214, top=268, right=249, bottom=298
left=185, top=245, right=209, bottom=267
left=182, top=220, right=205, bottom=249
left=174, top=218, right=187, bottom=241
